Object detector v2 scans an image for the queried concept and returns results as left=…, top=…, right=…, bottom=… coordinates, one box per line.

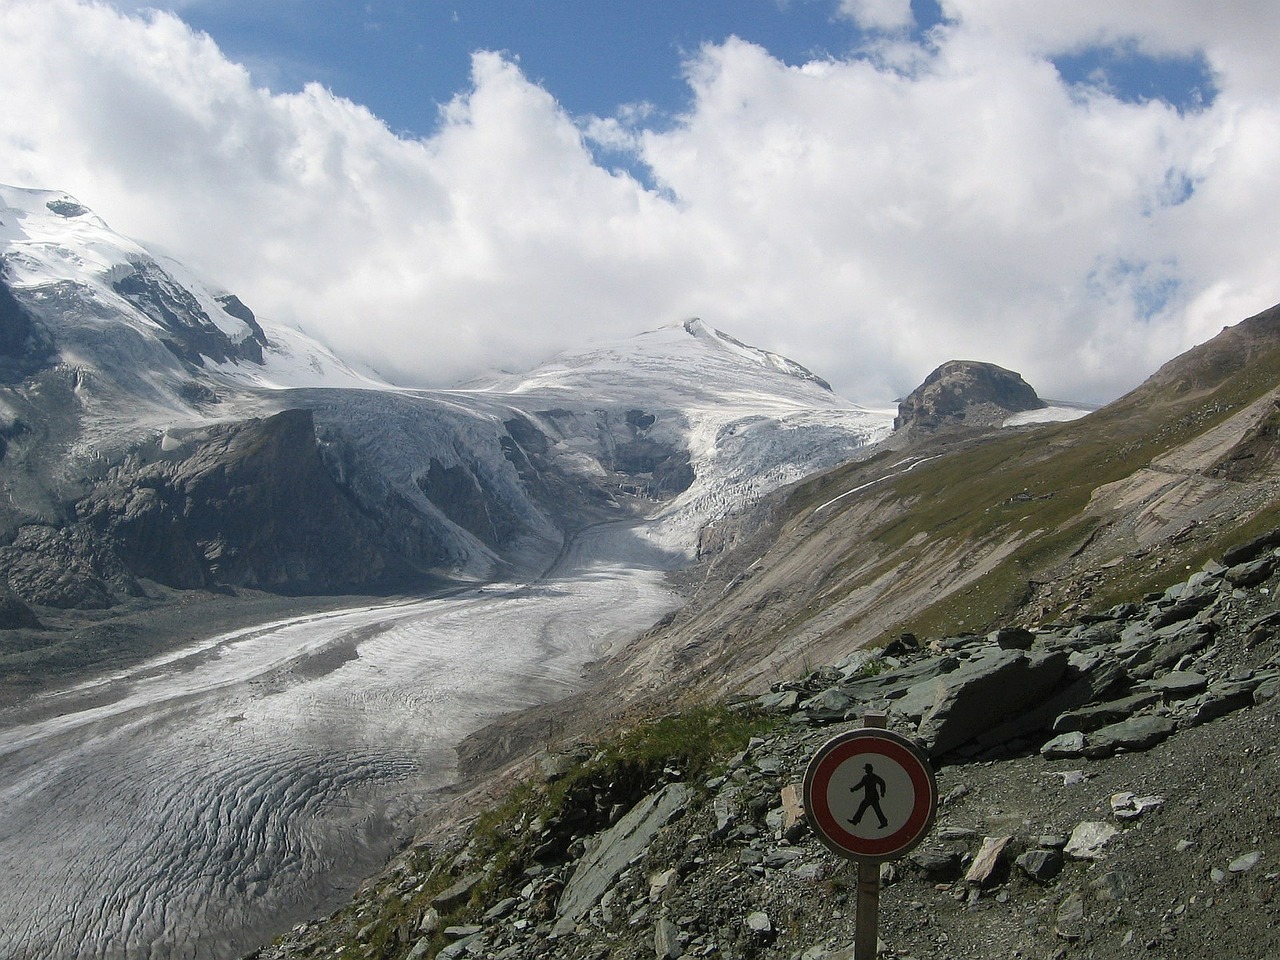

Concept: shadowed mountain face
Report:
left=73, top=409, right=416, bottom=595
left=111, top=259, right=268, bottom=367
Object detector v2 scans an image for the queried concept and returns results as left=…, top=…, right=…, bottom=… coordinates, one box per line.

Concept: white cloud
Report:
left=837, top=0, right=914, bottom=33
left=2, top=0, right=1279, bottom=404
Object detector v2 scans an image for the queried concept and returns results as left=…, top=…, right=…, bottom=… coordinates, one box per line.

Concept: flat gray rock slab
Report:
left=1148, top=670, right=1209, bottom=699
left=916, top=648, right=1068, bottom=756
left=1083, top=714, right=1176, bottom=758
left=554, top=783, right=691, bottom=934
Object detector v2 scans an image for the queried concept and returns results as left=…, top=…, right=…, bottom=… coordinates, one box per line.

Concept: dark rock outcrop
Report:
left=0, top=273, right=55, bottom=381
left=89, top=408, right=418, bottom=592
left=0, top=583, right=40, bottom=628
left=111, top=260, right=266, bottom=367
left=0, top=408, right=430, bottom=607
left=894, top=359, right=1046, bottom=433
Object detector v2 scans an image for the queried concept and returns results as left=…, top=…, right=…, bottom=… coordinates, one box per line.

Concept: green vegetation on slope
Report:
left=781, top=304, right=1280, bottom=643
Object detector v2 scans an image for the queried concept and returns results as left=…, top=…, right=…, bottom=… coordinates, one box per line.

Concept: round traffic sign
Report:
left=803, top=728, right=938, bottom=861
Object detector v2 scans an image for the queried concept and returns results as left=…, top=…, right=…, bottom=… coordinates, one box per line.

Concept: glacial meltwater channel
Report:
left=0, top=522, right=682, bottom=960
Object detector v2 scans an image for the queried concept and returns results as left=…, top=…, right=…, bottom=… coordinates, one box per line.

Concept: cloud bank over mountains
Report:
left=2, top=0, right=1278, bottom=403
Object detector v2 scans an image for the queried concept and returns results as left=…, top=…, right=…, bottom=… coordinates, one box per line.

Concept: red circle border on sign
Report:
left=803, top=729, right=937, bottom=861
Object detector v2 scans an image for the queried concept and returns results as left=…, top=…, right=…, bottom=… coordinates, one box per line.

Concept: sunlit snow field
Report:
left=0, top=523, right=681, bottom=960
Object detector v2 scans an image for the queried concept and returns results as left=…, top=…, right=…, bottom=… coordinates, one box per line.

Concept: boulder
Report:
left=1052, top=691, right=1161, bottom=733
left=1082, top=715, right=1176, bottom=758
left=1147, top=670, right=1210, bottom=700
left=1016, top=848, right=1064, bottom=882
left=1064, top=821, right=1119, bottom=860
left=964, top=836, right=1013, bottom=886
left=1041, top=731, right=1086, bottom=759
left=1187, top=679, right=1261, bottom=725
left=1225, top=558, right=1276, bottom=588
left=916, top=648, right=1069, bottom=757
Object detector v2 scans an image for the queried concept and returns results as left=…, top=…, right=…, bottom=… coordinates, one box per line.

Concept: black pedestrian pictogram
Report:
left=848, top=762, right=888, bottom=829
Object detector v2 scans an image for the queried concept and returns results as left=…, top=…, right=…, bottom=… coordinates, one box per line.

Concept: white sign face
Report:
left=803, top=729, right=937, bottom=861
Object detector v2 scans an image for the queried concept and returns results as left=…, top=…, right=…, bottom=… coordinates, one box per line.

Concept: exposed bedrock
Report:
left=0, top=409, right=428, bottom=607
left=894, top=359, right=1046, bottom=433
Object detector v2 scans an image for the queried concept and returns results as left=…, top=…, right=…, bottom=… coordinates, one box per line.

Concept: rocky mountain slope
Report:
left=253, top=523, right=1280, bottom=960
left=245, top=301, right=1280, bottom=960
left=586, top=302, right=1280, bottom=709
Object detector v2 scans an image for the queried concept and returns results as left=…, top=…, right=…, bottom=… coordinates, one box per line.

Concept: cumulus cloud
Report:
left=836, top=0, right=915, bottom=33
left=2, top=0, right=1279, bottom=404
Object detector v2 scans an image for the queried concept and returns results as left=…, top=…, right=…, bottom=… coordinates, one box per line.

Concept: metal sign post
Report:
left=802, top=713, right=937, bottom=960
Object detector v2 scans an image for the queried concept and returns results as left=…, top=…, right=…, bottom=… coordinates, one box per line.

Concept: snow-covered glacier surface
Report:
left=0, top=522, right=682, bottom=960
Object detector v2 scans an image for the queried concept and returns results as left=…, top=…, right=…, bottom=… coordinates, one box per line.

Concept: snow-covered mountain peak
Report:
left=0, top=184, right=143, bottom=288
left=485, top=316, right=842, bottom=413
left=0, top=183, right=385, bottom=404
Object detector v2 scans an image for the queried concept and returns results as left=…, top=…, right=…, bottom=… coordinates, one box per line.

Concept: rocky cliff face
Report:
left=893, top=359, right=1046, bottom=433
left=111, top=259, right=268, bottom=368
left=1, top=409, right=422, bottom=607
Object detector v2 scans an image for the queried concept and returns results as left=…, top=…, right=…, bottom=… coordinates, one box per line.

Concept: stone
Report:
left=1055, top=893, right=1087, bottom=941
left=1065, top=821, right=1119, bottom=860
left=1041, top=731, right=1087, bottom=759
left=756, top=690, right=800, bottom=713
left=745, top=911, right=773, bottom=935
left=648, top=868, right=677, bottom=902
left=483, top=898, right=518, bottom=922
left=991, top=626, right=1036, bottom=649
left=916, top=648, right=1069, bottom=757
left=437, top=933, right=486, bottom=960
left=433, top=872, right=485, bottom=913
left=1015, top=848, right=1063, bottom=882
left=1189, top=680, right=1260, bottom=724
left=1225, top=558, right=1276, bottom=587
left=1147, top=670, right=1210, bottom=699
left=964, top=835, right=1013, bottom=886
left=712, top=787, right=739, bottom=838
left=910, top=847, right=962, bottom=878
left=1110, top=792, right=1165, bottom=820
left=443, top=924, right=483, bottom=940
left=792, top=862, right=825, bottom=882
left=1052, top=691, right=1160, bottom=733
left=418, top=907, right=441, bottom=935
left=764, top=847, right=804, bottom=869
left=780, top=782, right=807, bottom=838
left=1228, top=851, right=1263, bottom=873
left=554, top=784, right=691, bottom=935
left=1090, top=870, right=1132, bottom=901
left=655, top=913, right=684, bottom=959
left=1082, top=715, right=1176, bottom=758
left=801, top=688, right=856, bottom=723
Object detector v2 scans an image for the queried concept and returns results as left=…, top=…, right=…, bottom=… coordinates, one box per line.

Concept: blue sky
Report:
left=2, top=1, right=1278, bottom=403
left=180, top=1, right=942, bottom=136
left=178, top=1, right=1215, bottom=135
